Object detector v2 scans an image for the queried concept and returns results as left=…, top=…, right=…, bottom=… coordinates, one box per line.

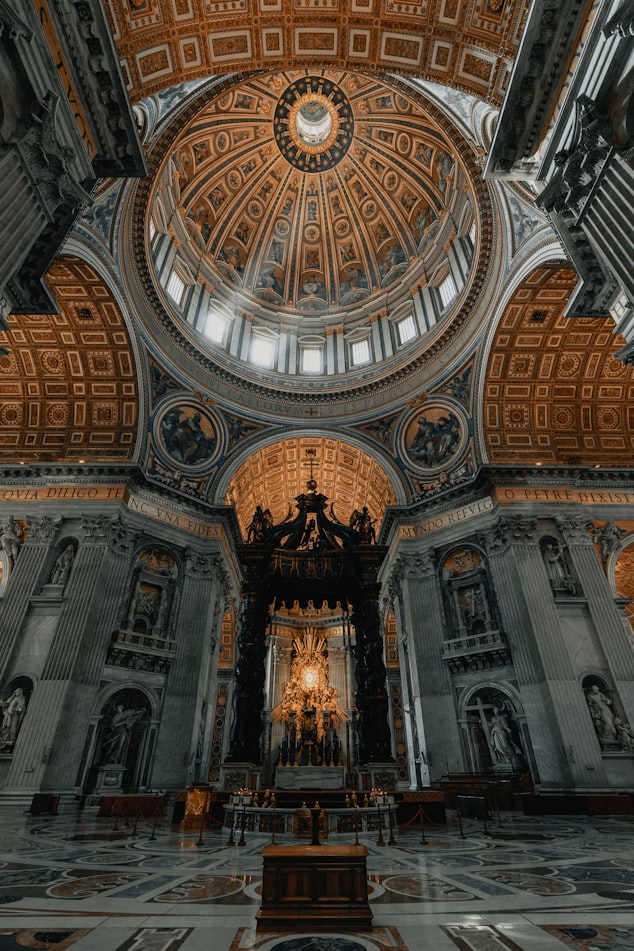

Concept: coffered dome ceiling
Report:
left=144, top=69, right=486, bottom=397
left=162, top=70, right=469, bottom=315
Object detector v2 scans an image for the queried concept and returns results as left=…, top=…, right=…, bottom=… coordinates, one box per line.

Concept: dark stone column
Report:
left=226, top=574, right=270, bottom=764
left=352, top=579, right=392, bottom=763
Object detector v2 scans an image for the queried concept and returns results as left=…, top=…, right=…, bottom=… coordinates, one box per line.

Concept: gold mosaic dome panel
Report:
left=150, top=69, right=480, bottom=340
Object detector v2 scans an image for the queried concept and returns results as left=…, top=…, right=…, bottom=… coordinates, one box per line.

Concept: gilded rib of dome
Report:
left=152, top=70, right=478, bottom=329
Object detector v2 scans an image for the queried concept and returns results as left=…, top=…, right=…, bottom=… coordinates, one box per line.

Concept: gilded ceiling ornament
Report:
left=274, top=76, right=354, bottom=172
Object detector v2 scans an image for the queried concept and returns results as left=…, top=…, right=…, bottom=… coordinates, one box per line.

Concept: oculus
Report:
left=274, top=76, right=354, bottom=172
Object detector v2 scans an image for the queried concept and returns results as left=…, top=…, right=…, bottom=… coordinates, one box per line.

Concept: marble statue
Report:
left=0, top=687, right=26, bottom=749
left=49, top=544, right=75, bottom=586
left=614, top=717, right=634, bottom=751
left=0, top=516, right=22, bottom=564
left=101, top=705, right=144, bottom=764
left=585, top=684, right=617, bottom=742
left=488, top=707, right=522, bottom=765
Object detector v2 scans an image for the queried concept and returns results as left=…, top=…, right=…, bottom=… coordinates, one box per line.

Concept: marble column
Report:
left=482, top=517, right=607, bottom=789
left=397, top=550, right=462, bottom=781
left=0, top=516, right=59, bottom=680
left=151, top=549, right=221, bottom=788
left=5, top=515, right=113, bottom=795
left=558, top=514, right=634, bottom=725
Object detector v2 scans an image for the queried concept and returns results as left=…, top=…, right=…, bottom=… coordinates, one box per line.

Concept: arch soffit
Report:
left=0, top=256, right=141, bottom=465
left=107, top=2, right=529, bottom=109
left=459, top=680, right=526, bottom=717
left=93, top=682, right=161, bottom=721
left=480, top=263, right=634, bottom=467
left=220, top=432, right=403, bottom=539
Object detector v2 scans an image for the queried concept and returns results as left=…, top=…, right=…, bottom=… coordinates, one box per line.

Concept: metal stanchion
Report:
left=149, top=813, right=158, bottom=841
left=238, top=805, right=246, bottom=846
left=419, top=806, right=427, bottom=845
left=271, top=801, right=276, bottom=845
left=376, top=804, right=386, bottom=846
left=196, top=815, right=205, bottom=847
left=387, top=804, right=396, bottom=846
left=226, top=806, right=236, bottom=847
left=456, top=806, right=465, bottom=839
left=355, top=806, right=360, bottom=845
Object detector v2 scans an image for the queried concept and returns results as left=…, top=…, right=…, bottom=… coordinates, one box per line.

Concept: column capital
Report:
left=398, top=550, right=436, bottom=579
left=185, top=548, right=216, bottom=577
left=24, top=515, right=60, bottom=545
left=109, top=515, right=137, bottom=556
left=555, top=514, right=594, bottom=545
left=81, top=515, right=115, bottom=545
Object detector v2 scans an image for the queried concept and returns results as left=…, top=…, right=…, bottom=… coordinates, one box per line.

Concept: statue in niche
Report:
left=153, top=589, right=170, bottom=635
left=49, top=544, right=75, bottom=587
left=101, top=704, right=145, bottom=765
left=460, top=585, right=486, bottom=629
left=0, top=516, right=22, bottom=565
left=0, top=687, right=26, bottom=749
left=585, top=684, right=617, bottom=742
left=541, top=540, right=577, bottom=594
left=161, top=407, right=216, bottom=466
left=127, top=581, right=158, bottom=628
left=488, top=707, right=522, bottom=767
left=614, top=717, right=634, bottom=751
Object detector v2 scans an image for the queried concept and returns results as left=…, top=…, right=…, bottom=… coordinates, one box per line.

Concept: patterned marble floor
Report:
left=0, top=804, right=633, bottom=950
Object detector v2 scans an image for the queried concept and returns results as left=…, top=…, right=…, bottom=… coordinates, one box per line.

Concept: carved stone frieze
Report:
left=19, top=94, right=90, bottom=216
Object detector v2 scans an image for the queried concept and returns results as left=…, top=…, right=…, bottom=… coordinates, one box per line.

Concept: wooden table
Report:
left=257, top=843, right=372, bottom=932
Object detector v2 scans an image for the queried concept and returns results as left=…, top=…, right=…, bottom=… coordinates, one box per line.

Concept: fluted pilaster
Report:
left=560, top=516, right=634, bottom=723
left=0, top=516, right=60, bottom=679
left=398, top=550, right=462, bottom=779
left=151, top=549, right=219, bottom=788
left=484, top=517, right=606, bottom=788
left=6, top=515, right=112, bottom=793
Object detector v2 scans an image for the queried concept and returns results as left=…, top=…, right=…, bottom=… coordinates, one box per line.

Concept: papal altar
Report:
left=275, top=766, right=345, bottom=789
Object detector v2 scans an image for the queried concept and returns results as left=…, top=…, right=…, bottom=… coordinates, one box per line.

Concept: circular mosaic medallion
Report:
left=401, top=400, right=468, bottom=473
left=155, top=401, right=218, bottom=469
left=274, top=77, right=354, bottom=172
left=269, top=939, right=369, bottom=951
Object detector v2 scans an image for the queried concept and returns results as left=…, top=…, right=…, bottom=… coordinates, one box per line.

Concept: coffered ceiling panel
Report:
left=483, top=264, right=634, bottom=467
left=0, top=257, right=140, bottom=463
left=106, top=0, right=528, bottom=107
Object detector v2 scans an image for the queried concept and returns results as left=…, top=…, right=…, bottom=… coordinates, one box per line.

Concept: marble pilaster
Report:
left=484, top=517, right=607, bottom=789
left=398, top=550, right=462, bottom=781
left=150, top=548, right=219, bottom=788
left=559, top=515, right=634, bottom=724
left=4, top=515, right=112, bottom=795
left=0, top=516, right=59, bottom=680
